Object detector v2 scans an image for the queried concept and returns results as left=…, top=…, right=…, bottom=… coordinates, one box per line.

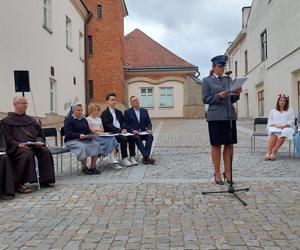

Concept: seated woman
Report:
left=64, top=104, right=103, bottom=175
left=265, top=94, right=295, bottom=160
left=86, top=103, right=120, bottom=168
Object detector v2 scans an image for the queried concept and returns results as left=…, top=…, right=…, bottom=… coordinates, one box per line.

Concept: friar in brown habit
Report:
left=0, top=120, right=15, bottom=198
left=2, top=96, right=55, bottom=193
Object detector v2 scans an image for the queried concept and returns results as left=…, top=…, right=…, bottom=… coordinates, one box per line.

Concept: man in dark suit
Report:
left=124, top=96, right=155, bottom=164
left=101, top=93, right=136, bottom=167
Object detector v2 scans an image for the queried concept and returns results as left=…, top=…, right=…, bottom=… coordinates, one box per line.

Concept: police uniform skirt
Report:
left=208, top=120, right=237, bottom=145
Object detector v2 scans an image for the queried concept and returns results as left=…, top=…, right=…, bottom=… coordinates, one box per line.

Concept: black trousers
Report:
left=133, top=134, right=154, bottom=158
left=115, top=135, right=136, bottom=158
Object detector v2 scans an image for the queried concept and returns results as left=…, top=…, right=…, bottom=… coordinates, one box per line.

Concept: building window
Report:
left=160, top=87, right=174, bottom=108
left=79, top=32, right=84, bottom=61
left=50, top=79, right=57, bottom=113
left=97, top=5, right=102, bottom=18
left=43, top=0, right=52, bottom=33
left=140, top=88, right=154, bottom=108
left=66, top=16, right=72, bottom=51
left=244, top=50, right=248, bottom=74
left=234, top=61, right=238, bottom=78
left=258, top=90, right=264, bottom=116
left=88, top=80, right=94, bottom=100
left=261, top=30, right=267, bottom=61
left=88, top=36, right=93, bottom=55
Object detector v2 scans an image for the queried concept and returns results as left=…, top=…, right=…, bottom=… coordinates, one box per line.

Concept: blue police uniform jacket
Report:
left=202, top=75, right=239, bottom=121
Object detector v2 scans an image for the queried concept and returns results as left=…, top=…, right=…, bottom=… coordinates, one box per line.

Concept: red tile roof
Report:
left=124, top=29, right=195, bottom=69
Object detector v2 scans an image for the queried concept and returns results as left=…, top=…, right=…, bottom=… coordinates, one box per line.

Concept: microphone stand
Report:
left=202, top=74, right=249, bottom=206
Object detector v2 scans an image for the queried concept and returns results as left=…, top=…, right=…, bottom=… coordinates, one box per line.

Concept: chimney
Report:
left=242, top=6, right=251, bottom=28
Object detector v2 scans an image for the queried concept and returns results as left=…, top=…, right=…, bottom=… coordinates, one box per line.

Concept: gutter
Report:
left=124, top=66, right=198, bottom=73
left=226, top=28, right=247, bottom=55
left=84, top=11, right=93, bottom=112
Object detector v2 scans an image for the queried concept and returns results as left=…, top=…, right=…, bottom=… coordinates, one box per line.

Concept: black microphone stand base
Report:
left=202, top=184, right=249, bottom=206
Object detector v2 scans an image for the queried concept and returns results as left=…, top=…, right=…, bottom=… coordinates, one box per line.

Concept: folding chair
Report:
left=251, top=117, right=268, bottom=153
left=60, top=127, right=80, bottom=175
left=42, top=127, right=71, bottom=174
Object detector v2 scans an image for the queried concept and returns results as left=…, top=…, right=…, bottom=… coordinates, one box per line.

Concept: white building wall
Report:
left=127, top=78, right=184, bottom=118
left=227, top=0, right=300, bottom=118
left=0, top=0, right=87, bottom=118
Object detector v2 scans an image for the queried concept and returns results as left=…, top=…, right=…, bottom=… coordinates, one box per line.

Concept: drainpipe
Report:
left=84, top=12, right=92, bottom=114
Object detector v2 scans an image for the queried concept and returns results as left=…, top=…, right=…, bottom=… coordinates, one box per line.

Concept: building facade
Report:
left=82, top=0, right=128, bottom=111
left=125, top=29, right=204, bottom=118
left=0, top=0, right=89, bottom=124
left=226, top=0, right=300, bottom=118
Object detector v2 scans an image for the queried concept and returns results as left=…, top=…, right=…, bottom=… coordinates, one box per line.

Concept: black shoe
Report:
left=223, top=172, right=234, bottom=184
left=142, top=157, right=149, bottom=164
left=214, top=174, right=224, bottom=185
left=82, top=167, right=93, bottom=175
left=91, top=168, right=101, bottom=175
left=147, top=157, right=156, bottom=164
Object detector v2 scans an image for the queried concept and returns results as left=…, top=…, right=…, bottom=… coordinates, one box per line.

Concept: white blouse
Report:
left=86, top=116, right=103, bottom=129
left=266, top=108, right=295, bottom=140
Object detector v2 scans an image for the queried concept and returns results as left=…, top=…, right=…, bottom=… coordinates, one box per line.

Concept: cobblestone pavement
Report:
left=0, top=119, right=299, bottom=250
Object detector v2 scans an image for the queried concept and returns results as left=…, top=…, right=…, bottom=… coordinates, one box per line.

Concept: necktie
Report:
left=218, top=76, right=222, bottom=81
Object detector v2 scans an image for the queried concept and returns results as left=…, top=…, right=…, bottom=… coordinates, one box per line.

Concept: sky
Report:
left=124, top=0, right=253, bottom=78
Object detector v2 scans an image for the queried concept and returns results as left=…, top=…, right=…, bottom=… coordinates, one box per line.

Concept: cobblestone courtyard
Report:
left=0, top=119, right=299, bottom=250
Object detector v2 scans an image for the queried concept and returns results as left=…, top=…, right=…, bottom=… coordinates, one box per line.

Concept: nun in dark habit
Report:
left=0, top=120, right=15, bottom=199
left=2, top=96, right=55, bottom=193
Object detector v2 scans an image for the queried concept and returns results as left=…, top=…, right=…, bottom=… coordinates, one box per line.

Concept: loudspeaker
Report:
left=14, top=70, right=30, bottom=92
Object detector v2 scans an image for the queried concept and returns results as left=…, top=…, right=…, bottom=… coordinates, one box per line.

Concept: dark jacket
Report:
left=101, top=107, right=126, bottom=133
left=202, top=75, right=239, bottom=121
left=124, top=107, right=152, bottom=133
left=2, top=112, right=45, bottom=154
left=64, top=116, right=91, bottom=143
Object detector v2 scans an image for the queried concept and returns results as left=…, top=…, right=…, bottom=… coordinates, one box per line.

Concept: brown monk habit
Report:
left=2, top=112, right=55, bottom=187
left=0, top=121, right=15, bottom=197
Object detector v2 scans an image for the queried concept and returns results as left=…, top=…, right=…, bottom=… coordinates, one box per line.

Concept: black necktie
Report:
left=218, top=76, right=222, bottom=81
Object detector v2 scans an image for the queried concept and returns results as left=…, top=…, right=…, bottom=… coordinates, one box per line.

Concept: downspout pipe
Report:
left=84, top=12, right=92, bottom=114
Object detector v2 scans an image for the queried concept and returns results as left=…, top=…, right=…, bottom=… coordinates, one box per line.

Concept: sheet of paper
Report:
left=268, top=127, right=282, bottom=133
left=98, top=133, right=119, bottom=137
left=138, top=131, right=150, bottom=135
left=120, top=132, right=134, bottom=137
left=230, top=77, right=247, bottom=91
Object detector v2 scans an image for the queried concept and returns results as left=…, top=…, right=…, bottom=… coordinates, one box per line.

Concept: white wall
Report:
left=0, top=0, right=87, bottom=118
left=227, top=0, right=300, bottom=118
left=127, top=78, right=184, bottom=118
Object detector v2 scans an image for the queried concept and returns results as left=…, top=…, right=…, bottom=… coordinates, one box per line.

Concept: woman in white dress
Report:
left=265, top=94, right=295, bottom=160
left=86, top=103, right=120, bottom=168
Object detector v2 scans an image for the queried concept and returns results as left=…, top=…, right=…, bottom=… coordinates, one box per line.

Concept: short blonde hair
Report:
left=88, top=102, right=100, bottom=116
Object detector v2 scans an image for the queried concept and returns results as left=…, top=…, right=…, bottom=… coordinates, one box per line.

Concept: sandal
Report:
left=264, top=154, right=270, bottom=161
left=270, top=153, right=276, bottom=160
left=18, top=185, right=32, bottom=194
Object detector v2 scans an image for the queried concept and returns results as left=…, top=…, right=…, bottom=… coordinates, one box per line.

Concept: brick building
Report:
left=83, top=0, right=128, bottom=110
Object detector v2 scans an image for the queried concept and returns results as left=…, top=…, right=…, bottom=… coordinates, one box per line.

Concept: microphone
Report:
left=225, top=70, right=232, bottom=76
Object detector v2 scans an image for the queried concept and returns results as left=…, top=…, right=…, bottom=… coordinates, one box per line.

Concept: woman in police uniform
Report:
left=202, top=55, right=242, bottom=185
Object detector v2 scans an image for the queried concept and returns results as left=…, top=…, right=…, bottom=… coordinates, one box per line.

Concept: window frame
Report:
left=87, top=36, right=93, bottom=56
left=260, top=29, right=268, bottom=62
left=79, top=31, right=84, bottom=61
left=66, top=16, right=73, bottom=51
left=43, top=0, right=53, bottom=34
left=159, top=87, right=174, bottom=108
left=258, top=90, right=264, bottom=116
left=244, top=50, right=248, bottom=74
left=49, top=79, right=57, bottom=113
left=140, top=87, right=154, bottom=108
